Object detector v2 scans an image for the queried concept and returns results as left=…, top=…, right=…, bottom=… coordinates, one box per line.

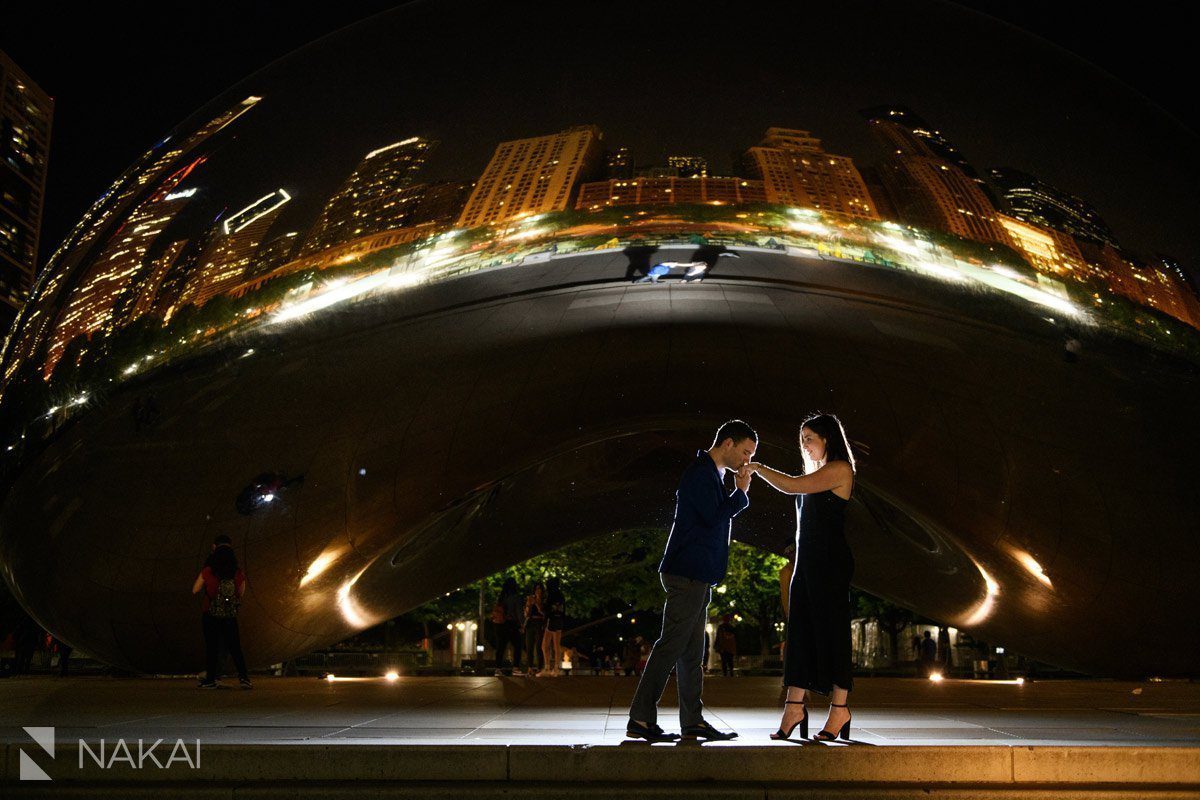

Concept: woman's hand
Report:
left=746, top=462, right=763, bottom=473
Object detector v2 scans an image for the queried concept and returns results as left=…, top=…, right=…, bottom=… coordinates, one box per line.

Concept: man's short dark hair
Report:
left=213, top=534, right=233, bottom=547
left=713, top=419, right=757, bottom=448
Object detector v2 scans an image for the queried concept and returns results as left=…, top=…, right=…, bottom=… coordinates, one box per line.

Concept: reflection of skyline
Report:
left=8, top=87, right=1200, bottom=391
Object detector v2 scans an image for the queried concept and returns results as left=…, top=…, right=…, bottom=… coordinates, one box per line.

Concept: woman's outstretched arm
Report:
left=749, top=461, right=852, bottom=496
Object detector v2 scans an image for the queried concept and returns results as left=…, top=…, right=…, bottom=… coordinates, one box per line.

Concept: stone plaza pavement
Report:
left=2, top=675, right=1199, bottom=797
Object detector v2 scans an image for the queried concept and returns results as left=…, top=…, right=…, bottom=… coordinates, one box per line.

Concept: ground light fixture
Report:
left=384, top=671, right=399, bottom=681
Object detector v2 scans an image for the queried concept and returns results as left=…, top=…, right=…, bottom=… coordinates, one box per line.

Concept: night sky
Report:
left=4, top=1, right=1199, bottom=274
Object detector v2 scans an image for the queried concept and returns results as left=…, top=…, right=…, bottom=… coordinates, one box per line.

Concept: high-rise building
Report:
left=996, top=214, right=1088, bottom=279
left=456, top=126, right=603, bottom=228
left=301, top=137, right=435, bottom=255
left=988, top=167, right=1117, bottom=246
left=9, top=96, right=260, bottom=382
left=1157, top=255, right=1198, bottom=299
left=576, top=176, right=766, bottom=210
left=667, top=155, right=708, bottom=178
left=606, top=146, right=632, bottom=179
left=180, top=189, right=292, bottom=308
left=0, top=51, right=53, bottom=335
left=872, top=157, right=1008, bottom=245
left=860, top=105, right=988, bottom=186
left=48, top=158, right=206, bottom=371
left=408, top=180, right=474, bottom=231
left=741, top=128, right=879, bottom=220
left=1077, top=241, right=1200, bottom=329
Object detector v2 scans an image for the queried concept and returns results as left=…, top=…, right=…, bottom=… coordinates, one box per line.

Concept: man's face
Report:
left=718, top=437, right=757, bottom=471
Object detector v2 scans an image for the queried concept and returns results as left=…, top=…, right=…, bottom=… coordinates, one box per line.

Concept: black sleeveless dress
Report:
left=783, top=489, right=854, bottom=694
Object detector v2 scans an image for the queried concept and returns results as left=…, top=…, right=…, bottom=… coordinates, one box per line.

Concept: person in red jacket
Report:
left=191, top=534, right=251, bottom=688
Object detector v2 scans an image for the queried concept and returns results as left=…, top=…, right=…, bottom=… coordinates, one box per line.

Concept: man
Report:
left=627, top=420, right=756, bottom=742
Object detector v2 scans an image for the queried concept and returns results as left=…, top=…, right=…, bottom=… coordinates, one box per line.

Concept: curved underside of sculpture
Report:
left=2, top=249, right=1197, bottom=676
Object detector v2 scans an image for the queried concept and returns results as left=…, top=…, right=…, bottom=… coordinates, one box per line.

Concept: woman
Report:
left=191, top=534, right=251, bottom=689
left=542, top=577, right=566, bottom=676
left=749, top=413, right=856, bottom=741
left=523, top=581, right=547, bottom=674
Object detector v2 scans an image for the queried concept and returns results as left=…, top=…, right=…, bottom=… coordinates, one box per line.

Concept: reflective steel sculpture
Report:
left=1, top=1, right=1197, bottom=676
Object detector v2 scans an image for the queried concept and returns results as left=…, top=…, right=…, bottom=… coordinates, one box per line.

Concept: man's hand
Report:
left=734, top=464, right=752, bottom=493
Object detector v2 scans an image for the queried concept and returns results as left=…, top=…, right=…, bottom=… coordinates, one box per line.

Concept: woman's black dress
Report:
left=783, top=489, right=854, bottom=694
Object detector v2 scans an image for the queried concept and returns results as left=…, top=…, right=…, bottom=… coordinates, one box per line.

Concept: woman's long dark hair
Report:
left=206, top=536, right=239, bottom=580
left=499, top=577, right=518, bottom=599
left=800, top=412, right=856, bottom=475
left=546, top=577, right=564, bottom=605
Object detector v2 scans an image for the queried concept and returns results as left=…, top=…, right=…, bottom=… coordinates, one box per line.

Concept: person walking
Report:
left=192, top=534, right=252, bottom=689
left=542, top=577, right=567, bottom=676
left=626, top=420, right=757, bottom=742
left=748, top=413, right=856, bottom=742
left=523, top=582, right=547, bottom=674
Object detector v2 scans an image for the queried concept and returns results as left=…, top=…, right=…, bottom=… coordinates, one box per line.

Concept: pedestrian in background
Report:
left=523, top=581, right=546, bottom=674
left=192, top=534, right=251, bottom=689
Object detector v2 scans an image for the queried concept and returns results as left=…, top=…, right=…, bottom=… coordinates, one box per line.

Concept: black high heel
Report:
left=814, top=703, right=851, bottom=741
left=770, top=699, right=808, bottom=740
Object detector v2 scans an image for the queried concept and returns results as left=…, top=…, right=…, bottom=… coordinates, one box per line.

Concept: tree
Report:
left=710, top=542, right=789, bottom=654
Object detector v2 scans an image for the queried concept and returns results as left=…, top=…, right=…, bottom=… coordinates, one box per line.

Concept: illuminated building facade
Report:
left=456, top=126, right=603, bottom=228
left=47, top=159, right=205, bottom=372
left=605, top=146, right=632, bottom=179
left=860, top=105, right=994, bottom=200
left=989, top=167, right=1117, bottom=246
left=180, top=189, right=292, bottom=308
left=301, top=138, right=435, bottom=256
left=666, top=155, right=708, bottom=177
left=3, top=96, right=260, bottom=382
left=576, top=176, right=765, bottom=210
left=997, top=213, right=1087, bottom=279
left=742, top=128, right=879, bottom=220
left=874, top=156, right=1009, bottom=245
left=1077, top=240, right=1200, bottom=328
left=0, top=51, right=52, bottom=334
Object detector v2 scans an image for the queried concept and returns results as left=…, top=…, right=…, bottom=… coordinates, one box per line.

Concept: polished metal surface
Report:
left=0, top=1, right=1196, bottom=675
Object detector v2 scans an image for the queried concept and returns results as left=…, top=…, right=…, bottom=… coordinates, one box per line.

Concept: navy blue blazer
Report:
left=658, top=450, right=750, bottom=585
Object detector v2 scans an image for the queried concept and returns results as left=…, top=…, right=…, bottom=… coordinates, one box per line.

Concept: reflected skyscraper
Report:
left=301, top=138, right=436, bottom=256
left=576, top=176, right=765, bottom=210
left=989, top=167, right=1118, bottom=247
left=2, top=96, right=260, bottom=382
left=456, top=125, right=603, bottom=228
left=666, top=155, right=708, bottom=178
left=0, top=51, right=53, bottom=336
left=48, top=157, right=206, bottom=373
left=179, top=189, right=292, bottom=309
left=742, top=128, right=879, bottom=220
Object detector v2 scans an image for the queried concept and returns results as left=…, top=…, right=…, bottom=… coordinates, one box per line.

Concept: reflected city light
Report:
left=1013, top=550, right=1054, bottom=588
left=336, top=566, right=375, bottom=628
left=962, top=560, right=1001, bottom=627
left=300, top=548, right=344, bottom=587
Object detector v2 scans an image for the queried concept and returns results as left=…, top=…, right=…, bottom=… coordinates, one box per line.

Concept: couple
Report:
left=626, top=415, right=856, bottom=742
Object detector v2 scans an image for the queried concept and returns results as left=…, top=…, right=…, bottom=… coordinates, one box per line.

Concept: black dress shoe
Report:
left=682, top=720, right=738, bottom=740
left=625, top=720, right=680, bottom=742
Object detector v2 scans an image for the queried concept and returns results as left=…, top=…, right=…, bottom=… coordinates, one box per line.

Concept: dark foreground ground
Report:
left=1, top=675, right=1198, bottom=798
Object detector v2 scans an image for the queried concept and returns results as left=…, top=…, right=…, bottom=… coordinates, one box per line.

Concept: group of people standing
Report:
left=492, top=577, right=566, bottom=676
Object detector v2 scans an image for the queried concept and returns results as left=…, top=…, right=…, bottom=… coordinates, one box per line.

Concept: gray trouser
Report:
left=628, top=573, right=711, bottom=728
